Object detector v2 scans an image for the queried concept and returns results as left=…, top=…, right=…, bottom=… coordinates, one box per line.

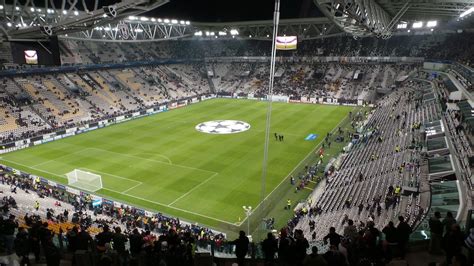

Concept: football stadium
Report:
left=0, top=0, right=473, bottom=265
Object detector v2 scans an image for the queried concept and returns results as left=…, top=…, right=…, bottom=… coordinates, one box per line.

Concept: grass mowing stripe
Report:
left=0, top=99, right=353, bottom=235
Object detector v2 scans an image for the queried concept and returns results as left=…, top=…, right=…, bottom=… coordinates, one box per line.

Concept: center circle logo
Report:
left=195, top=120, right=251, bottom=134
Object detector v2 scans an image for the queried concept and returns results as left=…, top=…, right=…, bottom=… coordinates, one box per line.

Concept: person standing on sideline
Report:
left=232, top=230, right=249, bottom=266
left=34, top=200, right=40, bottom=211
left=429, top=211, right=443, bottom=254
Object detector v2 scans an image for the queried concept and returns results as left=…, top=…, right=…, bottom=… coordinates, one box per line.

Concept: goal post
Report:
left=66, top=169, right=103, bottom=192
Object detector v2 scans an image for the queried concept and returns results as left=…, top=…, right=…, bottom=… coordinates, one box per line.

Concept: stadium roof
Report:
left=0, top=0, right=473, bottom=41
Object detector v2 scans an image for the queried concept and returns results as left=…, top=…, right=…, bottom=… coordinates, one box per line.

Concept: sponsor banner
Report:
left=132, top=112, right=140, bottom=117
left=53, top=135, right=63, bottom=141
left=62, top=132, right=75, bottom=138
left=33, top=140, right=42, bottom=145
left=146, top=108, right=154, bottom=113
left=66, top=127, right=77, bottom=134
left=191, top=97, right=199, bottom=103
left=144, top=210, right=154, bottom=217
left=102, top=199, right=114, bottom=205
left=40, top=177, right=48, bottom=184
left=43, top=133, right=55, bottom=140
left=56, top=184, right=66, bottom=190
left=88, top=126, right=98, bottom=131
left=56, top=130, right=66, bottom=135
left=66, top=186, right=80, bottom=195
left=48, top=180, right=57, bottom=187
left=116, top=115, right=125, bottom=122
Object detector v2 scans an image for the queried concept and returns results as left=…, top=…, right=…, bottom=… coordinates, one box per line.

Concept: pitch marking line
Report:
left=132, top=152, right=172, bottom=165
left=168, top=172, right=219, bottom=206
left=78, top=167, right=143, bottom=193
left=103, top=187, right=236, bottom=225
left=239, top=109, right=355, bottom=225
left=87, top=147, right=217, bottom=175
left=31, top=147, right=95, bottom=168
left=0, top=158, right=236, bottom=225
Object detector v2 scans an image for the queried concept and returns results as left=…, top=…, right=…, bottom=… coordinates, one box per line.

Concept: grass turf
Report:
left=0, top=99, right=352, bottom=233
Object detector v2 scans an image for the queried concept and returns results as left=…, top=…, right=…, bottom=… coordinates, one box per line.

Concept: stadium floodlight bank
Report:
left=66, top=169, right=103, bottom=192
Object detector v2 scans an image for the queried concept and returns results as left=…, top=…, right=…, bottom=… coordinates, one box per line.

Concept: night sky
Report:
left=148, top=0, right=323, bottom=22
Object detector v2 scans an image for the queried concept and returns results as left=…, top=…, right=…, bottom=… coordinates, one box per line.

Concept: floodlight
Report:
left=171, top=19, right=178, bottom=24
left=218, top=31, right=227, bottom=36
left=194, top=31, right=202, bottom=36
left=164, top=19, right=170, bottom=23
left=185, top=21, right=190, bottom=25
left=151, top=18, right=156, bottom=22
left=30, top=7, right=35, bottom=12
left=427, top=21, right=437, bottom=27
left=15, top=6, right=19, bottom=11
left=397, top=23, right=407, bottom=29
left=230, top=29, right=239, bottom=35
left=6, top=22, right=12, bottom=27
left=62, top=10, right=67, bottom=15
left=140, top=17, right=149, bottom=21
left=158, top=19, right=162, bottom=22
left=128, top=16, right=137, bottom=20
left=412, top=22, right=423, bottom=28
left=134, top=28, right=143, bottom=33
left=73, top=11, right=79, bottom=16
left=180, top=20, right=185, bottom=25
left=0, top=5, right=3, bottom=10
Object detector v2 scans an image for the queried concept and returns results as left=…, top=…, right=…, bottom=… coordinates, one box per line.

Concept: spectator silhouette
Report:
left=232, top=230, right=249, bottom=266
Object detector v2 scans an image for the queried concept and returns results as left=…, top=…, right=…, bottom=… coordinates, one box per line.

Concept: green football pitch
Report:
left=0, top=99, right=352, bottom=232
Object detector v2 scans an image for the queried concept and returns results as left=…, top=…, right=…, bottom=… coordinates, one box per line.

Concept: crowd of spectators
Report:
left=0, top=166, right=226, bottom=265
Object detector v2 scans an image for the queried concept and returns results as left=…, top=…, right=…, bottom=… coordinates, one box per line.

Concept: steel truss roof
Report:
left=0, top=0, right=168, bottom=40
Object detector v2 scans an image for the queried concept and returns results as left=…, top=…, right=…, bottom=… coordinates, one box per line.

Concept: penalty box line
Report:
left=1, top=158, right=235, bottom=226
left=102, top=187, right=236, bottom=226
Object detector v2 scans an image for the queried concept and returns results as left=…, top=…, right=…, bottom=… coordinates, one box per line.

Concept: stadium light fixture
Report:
left=427, top=21, right=437, bottom=28
left=397, top=23, right=407, bottom=29
left=249, top=35, right=252, bottom=38
left=0, top=5, right=3, bottom=10
left=180, top=20, right=185, bottom=25
left=164, top=19, right=170, bottom=23
left=36, top=8, right=42, bottom=12
left=158, top=18, right=162, bottom=22
left=134, top=28, right=143, bottom=33
left=242, top=206, right=252, bottom=235
left=15, top=6, right=20, bottom=11
left=171, top=19, right=178, bottom=24
left=218, top=31, right=227, bottom=36
left=6, top=22, right=12, bottom=27
left=62, top=10, right=67, bottom=15
left=129, top=16, right=137, bottom=20
left=460, top=7, right=474, bottom=18
left=230, top=29, right=239, bottom=35
left=407, top=29, right=411, bottom=32
left=140, top=17, right=149, bottom=21
left=186, top=21, right=190, bottom=25
left=194, top=31, right=202, bottom=36
left=412, top=21, right=423, bottom=28
left=74, top=11, right=79, bottom=16
left=30, top=7, right=35, bottom=12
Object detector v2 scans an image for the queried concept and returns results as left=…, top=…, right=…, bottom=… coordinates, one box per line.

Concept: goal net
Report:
left=66, top=169, right=103, bottom=192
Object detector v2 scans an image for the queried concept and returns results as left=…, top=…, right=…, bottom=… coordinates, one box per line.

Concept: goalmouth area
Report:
left=0, top=98, right=353, bottom=235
